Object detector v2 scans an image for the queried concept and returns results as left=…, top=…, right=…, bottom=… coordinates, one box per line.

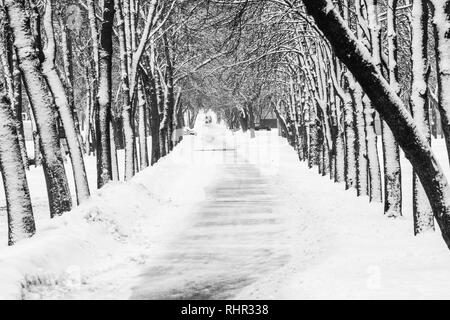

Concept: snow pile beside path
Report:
left=0, top=138, right=216, bottom=300
left=234, top=132, right=450, bottom=300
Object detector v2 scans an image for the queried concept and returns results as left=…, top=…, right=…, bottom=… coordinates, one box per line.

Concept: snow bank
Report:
left=0, top=137, right=217, bottom=299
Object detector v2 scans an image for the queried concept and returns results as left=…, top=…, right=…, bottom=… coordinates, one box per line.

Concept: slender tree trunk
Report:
left=350, top=82, right=368, bottom=197
left=412, top=0, right=435, bottom=233
left=86, top=0, right=99, bottom=156
left=110, top=120, right=119, bottom=181
left=12, top=53, right=28, bottom=169
left=343, top=80, right=357, bottom=189
left=42, top=0, right=90, bottom=204
left=6, top=0, right=72, bottom=218
left=0, top=15, right=28, bottom=170
left=84, top=66, right=92, bottom=154
left=116, top=0, right=135, bottom=180
left=96, top=0, right=115, bottom=188
left=138, top=78, right=149, bottom=169
left=363, top=96, right=383, bottom=202
left=162, top=34, right=175, bottom=152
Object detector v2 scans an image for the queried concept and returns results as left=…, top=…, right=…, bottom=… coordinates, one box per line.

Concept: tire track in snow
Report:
left=131, top=149, right=291, bottom=300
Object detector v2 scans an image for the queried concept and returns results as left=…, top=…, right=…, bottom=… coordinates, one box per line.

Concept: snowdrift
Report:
left=0, top=137, right=216, bottom=299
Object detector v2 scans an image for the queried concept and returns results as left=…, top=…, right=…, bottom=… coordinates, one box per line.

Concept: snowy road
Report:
left=131, top=147, right=291, bottom=299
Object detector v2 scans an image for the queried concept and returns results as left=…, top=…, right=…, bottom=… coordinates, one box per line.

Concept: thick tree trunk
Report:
left=42, top=0, right=90, bottom=204
left=96, top=0, right=115, bottom=188
left=412, top=0, right=435, bottom=233
left=6, top=0, right=72, bottom=218
left=0, top=92, right=35, bottom=245
left=302, top=0, right=450, bottom=248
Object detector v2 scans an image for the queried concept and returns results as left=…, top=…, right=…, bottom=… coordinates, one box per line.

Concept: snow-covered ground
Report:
left=236, top=135, right=450, bottom=299
left=1, top=117, right=450, bottom=299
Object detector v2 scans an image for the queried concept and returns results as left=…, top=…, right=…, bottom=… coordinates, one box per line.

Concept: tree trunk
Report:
left=138, top=78, right=149, bottom=169
left=116, top=0, right=135, bottom=180
left=363, top=96, right=383, bottom=202
left=0, top=16, right=29, bottom=170
left=110, top=119, right=119, bottom=181
left=5, top=0, right=72, bottom=218
left=350, top=82, right=368, bottom=197
left=42, top=0, right=90, bottom=204
left=412, top=0, right=435, bottom=233
left=143, top=54, right=160, bottom=165
left=430, top=0, right=450, bottom=165
left=96, top=0, right=115, bottom=188
left=162, top=34, right=175, bottom=153
left=343, top=79, right=357, bottom=189
left=0, top=92, right=35, bottom=245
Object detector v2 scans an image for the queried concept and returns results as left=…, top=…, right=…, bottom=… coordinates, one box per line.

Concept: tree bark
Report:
left=116, top=0, right=135, bottom=180
left=5, top=0, right=72, bottom=218
left=96, top=0, right=115, bottom=188
left=138, top=78, right=149, bottom=169
left=0, top=92, right=35, bottom=245
left=430, top=0, right=450, bottom=165
left=42, top=0, right=90, bottom=204
left=411, top=0, right=435, bottom=233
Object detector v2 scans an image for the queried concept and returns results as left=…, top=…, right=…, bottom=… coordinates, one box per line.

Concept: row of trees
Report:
left=0, top=0, right=225, bottom=246
left=201, top=0, right=450, bottom=249
left=2, top=0, right=450, bottom=250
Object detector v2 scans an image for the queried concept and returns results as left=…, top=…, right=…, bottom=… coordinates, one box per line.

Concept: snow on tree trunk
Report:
left=350, top=82, right=368, bottom=197
left=380, top=0, right=402, bottom=217
left=302, top=0, right=450, bottom=248
left=12, top=53, right=28, bottom=170
left=0, top=91, right=35, bottom=245
left=145, top=52, right=160, bottom=165
left=162, top=34, right=175, bottom=153
left=110, top=120, right=119, bottom=181
left=42, top=0, right=90, bottom=204
left=96, top=0, right=114, bottom=188
left=116, top=0, right=135, bottom=181
left=84, top=66, right=93, bottom=155
left=87, top=0, right=100, bottom=80
left=138, top=78, right=149, bottom=170
left=0, top=16, right=28, bottom=170
left=343, top=78, right=357, bottom=190
left=5, top=0, right=72, bottom=217
left=365, top=0, right=387, bottom=203
left=411, top=0, right=435, bottom=233
left=430, top=0, right=450, bottom=165
left=363, top=96, right=383, bottom=202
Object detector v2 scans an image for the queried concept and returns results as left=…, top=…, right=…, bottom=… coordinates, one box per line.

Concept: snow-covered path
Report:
left=132, top=149, right=290, bottom=299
